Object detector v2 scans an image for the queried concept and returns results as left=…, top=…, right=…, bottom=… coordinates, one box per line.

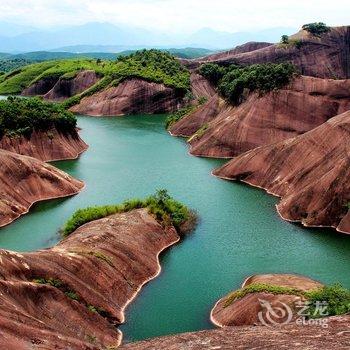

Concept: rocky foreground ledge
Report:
left=210, top=274, right=323, bottom=327
left=0, top=207, right=185, bottom=349
left=121, top=273, right=350, bottom=349
left=120, top=315, right=350, bottom=350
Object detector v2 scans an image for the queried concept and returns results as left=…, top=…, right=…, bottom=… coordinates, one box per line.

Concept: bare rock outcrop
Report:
left=211, top=274, right=322, bottom=327
left=186, top=76, right=350, bottom=158
left=120, top=315, right=350, bottom=350
left=0, top=149, right=84, bottom=227
left=44, top=70, right=100, bottom=101
left=200, top=41, right=273, bottom=62
left=70, top=78, right=184, bottom=116
left=192, top=26, right=350, bottom=79
left=22, top=70, right=99, bottom=99
left=214, top=110, right=350, bottom=233
left=190, top=73, right=216, bottom=99
left=169, top=94, right=221, bottom=137
left=21, top=76, right=59, bottom=96
left=0, top=208, right=180, bottom=349
left=0, top=128, right=88, bottom=162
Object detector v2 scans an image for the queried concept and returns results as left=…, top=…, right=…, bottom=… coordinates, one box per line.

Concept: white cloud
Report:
left=0, top=0, right=349, bottom=32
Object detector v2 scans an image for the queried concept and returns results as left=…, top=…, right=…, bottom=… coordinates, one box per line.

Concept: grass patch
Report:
left=33, top=277, right=80, bottom=301
left=70, top=250, right=114, bottom=267
left=62, top=189, right=195, bottom=237
left=0, top=50, right=191, bottom=103
left=223, top=283, right=305, bottom=307
left=223, top=282, right=350, bottom=319
left=200, top=62, right=297, bottom=105
left=65, top=291, right=80, bottom=301
left=87, top=305, right=109, bottom=317
left=198, top=96, right=208, bottom=105
left=188, top=123, right=209, bottom=142
left=0, top=96, right=76, bottom=138
left=278, top=39, right=303, bottom=49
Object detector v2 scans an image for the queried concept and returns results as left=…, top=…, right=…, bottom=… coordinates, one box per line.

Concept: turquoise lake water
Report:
left=0, top=114, right=349, bottom=343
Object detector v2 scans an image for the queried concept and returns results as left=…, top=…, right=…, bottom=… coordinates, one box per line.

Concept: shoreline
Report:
left=212, top=171, right=350, bottom=236
left=117, top=229, right=181, bottom=345
left=0, top=181, right=86, bottom=229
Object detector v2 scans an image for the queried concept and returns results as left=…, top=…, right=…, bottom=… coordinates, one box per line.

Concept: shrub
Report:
left=293, top=40, right=303, bottom=49
left=0, top=96, right=77, bottom=138
left=306, top=284, right=350, bottom=317
left=165, top=105, right=196, bottom=129
left=198, top=96, right=208, bottom=105
left=199, top=63, right=227, bottom=84
left=302, top=22, right=331, bottom=36
left=62, top=189, right=195, bottom=236
left=199, top=62, right=296, bottom=105
left=200, top=62, right=296, bottom=105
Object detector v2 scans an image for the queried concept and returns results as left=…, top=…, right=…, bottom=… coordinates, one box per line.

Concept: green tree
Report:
left=281, top=35, right=289, bottom=44
left=302, top=22, right=330, bottom=36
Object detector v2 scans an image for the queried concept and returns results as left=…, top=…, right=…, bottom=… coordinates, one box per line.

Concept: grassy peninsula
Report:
left=62, top=189, right=196, bottom=237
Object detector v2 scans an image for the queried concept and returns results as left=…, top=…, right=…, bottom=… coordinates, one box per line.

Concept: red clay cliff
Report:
left=0, top=149, right=84, bottom=227
left=0, top=208, right=180, bottom=349
left=0, top=128, right=88, bottom=162
left=214, top=110, right=350, bottom=234
left=178, top=76, right=350, bottom=158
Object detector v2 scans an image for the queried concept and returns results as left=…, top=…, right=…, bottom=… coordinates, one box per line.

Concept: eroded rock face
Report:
left=22, top=77, right=59, bottom=96
left=200, top=41, right=273, bottom=62
left=0, top=128, right=88, bottom=162
left=182, top=42, right=273, bottom=69
left=211, top=274, right=323, bottom=327
left=120, top=315, right=350, bottom=350
left=44, top=70, right=100, bottom=101
left=192, top=26, right=350, bottom=79
left=187, top=76, right=350, bottom=158
left=70, top=78, right=184, bottom=116
left=190, top=73, right=216, bottom=99
left=22, top=70, right=99, bottom=99
left=0, top=149, right=84, bottom=227
left=169, top=94, right=221, bottom=137
left=214, top=110, right=350, bottom=233
left=0, top=209, right=180, bottom=349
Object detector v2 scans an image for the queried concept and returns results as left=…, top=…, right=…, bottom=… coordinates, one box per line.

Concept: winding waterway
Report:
left=1, top=114, right=350, bottom=343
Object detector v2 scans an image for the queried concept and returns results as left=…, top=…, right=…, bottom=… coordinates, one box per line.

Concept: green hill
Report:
left=0, top=48, right=214, bottom=74
left=0, top=50, right=191, bottom=105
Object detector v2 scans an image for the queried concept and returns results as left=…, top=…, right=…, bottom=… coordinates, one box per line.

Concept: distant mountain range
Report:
left=0, top=22, right=297, bottom=53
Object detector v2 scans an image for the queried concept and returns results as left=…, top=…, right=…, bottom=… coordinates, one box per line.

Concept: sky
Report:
left=0, top=0, right=349, bottom=33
